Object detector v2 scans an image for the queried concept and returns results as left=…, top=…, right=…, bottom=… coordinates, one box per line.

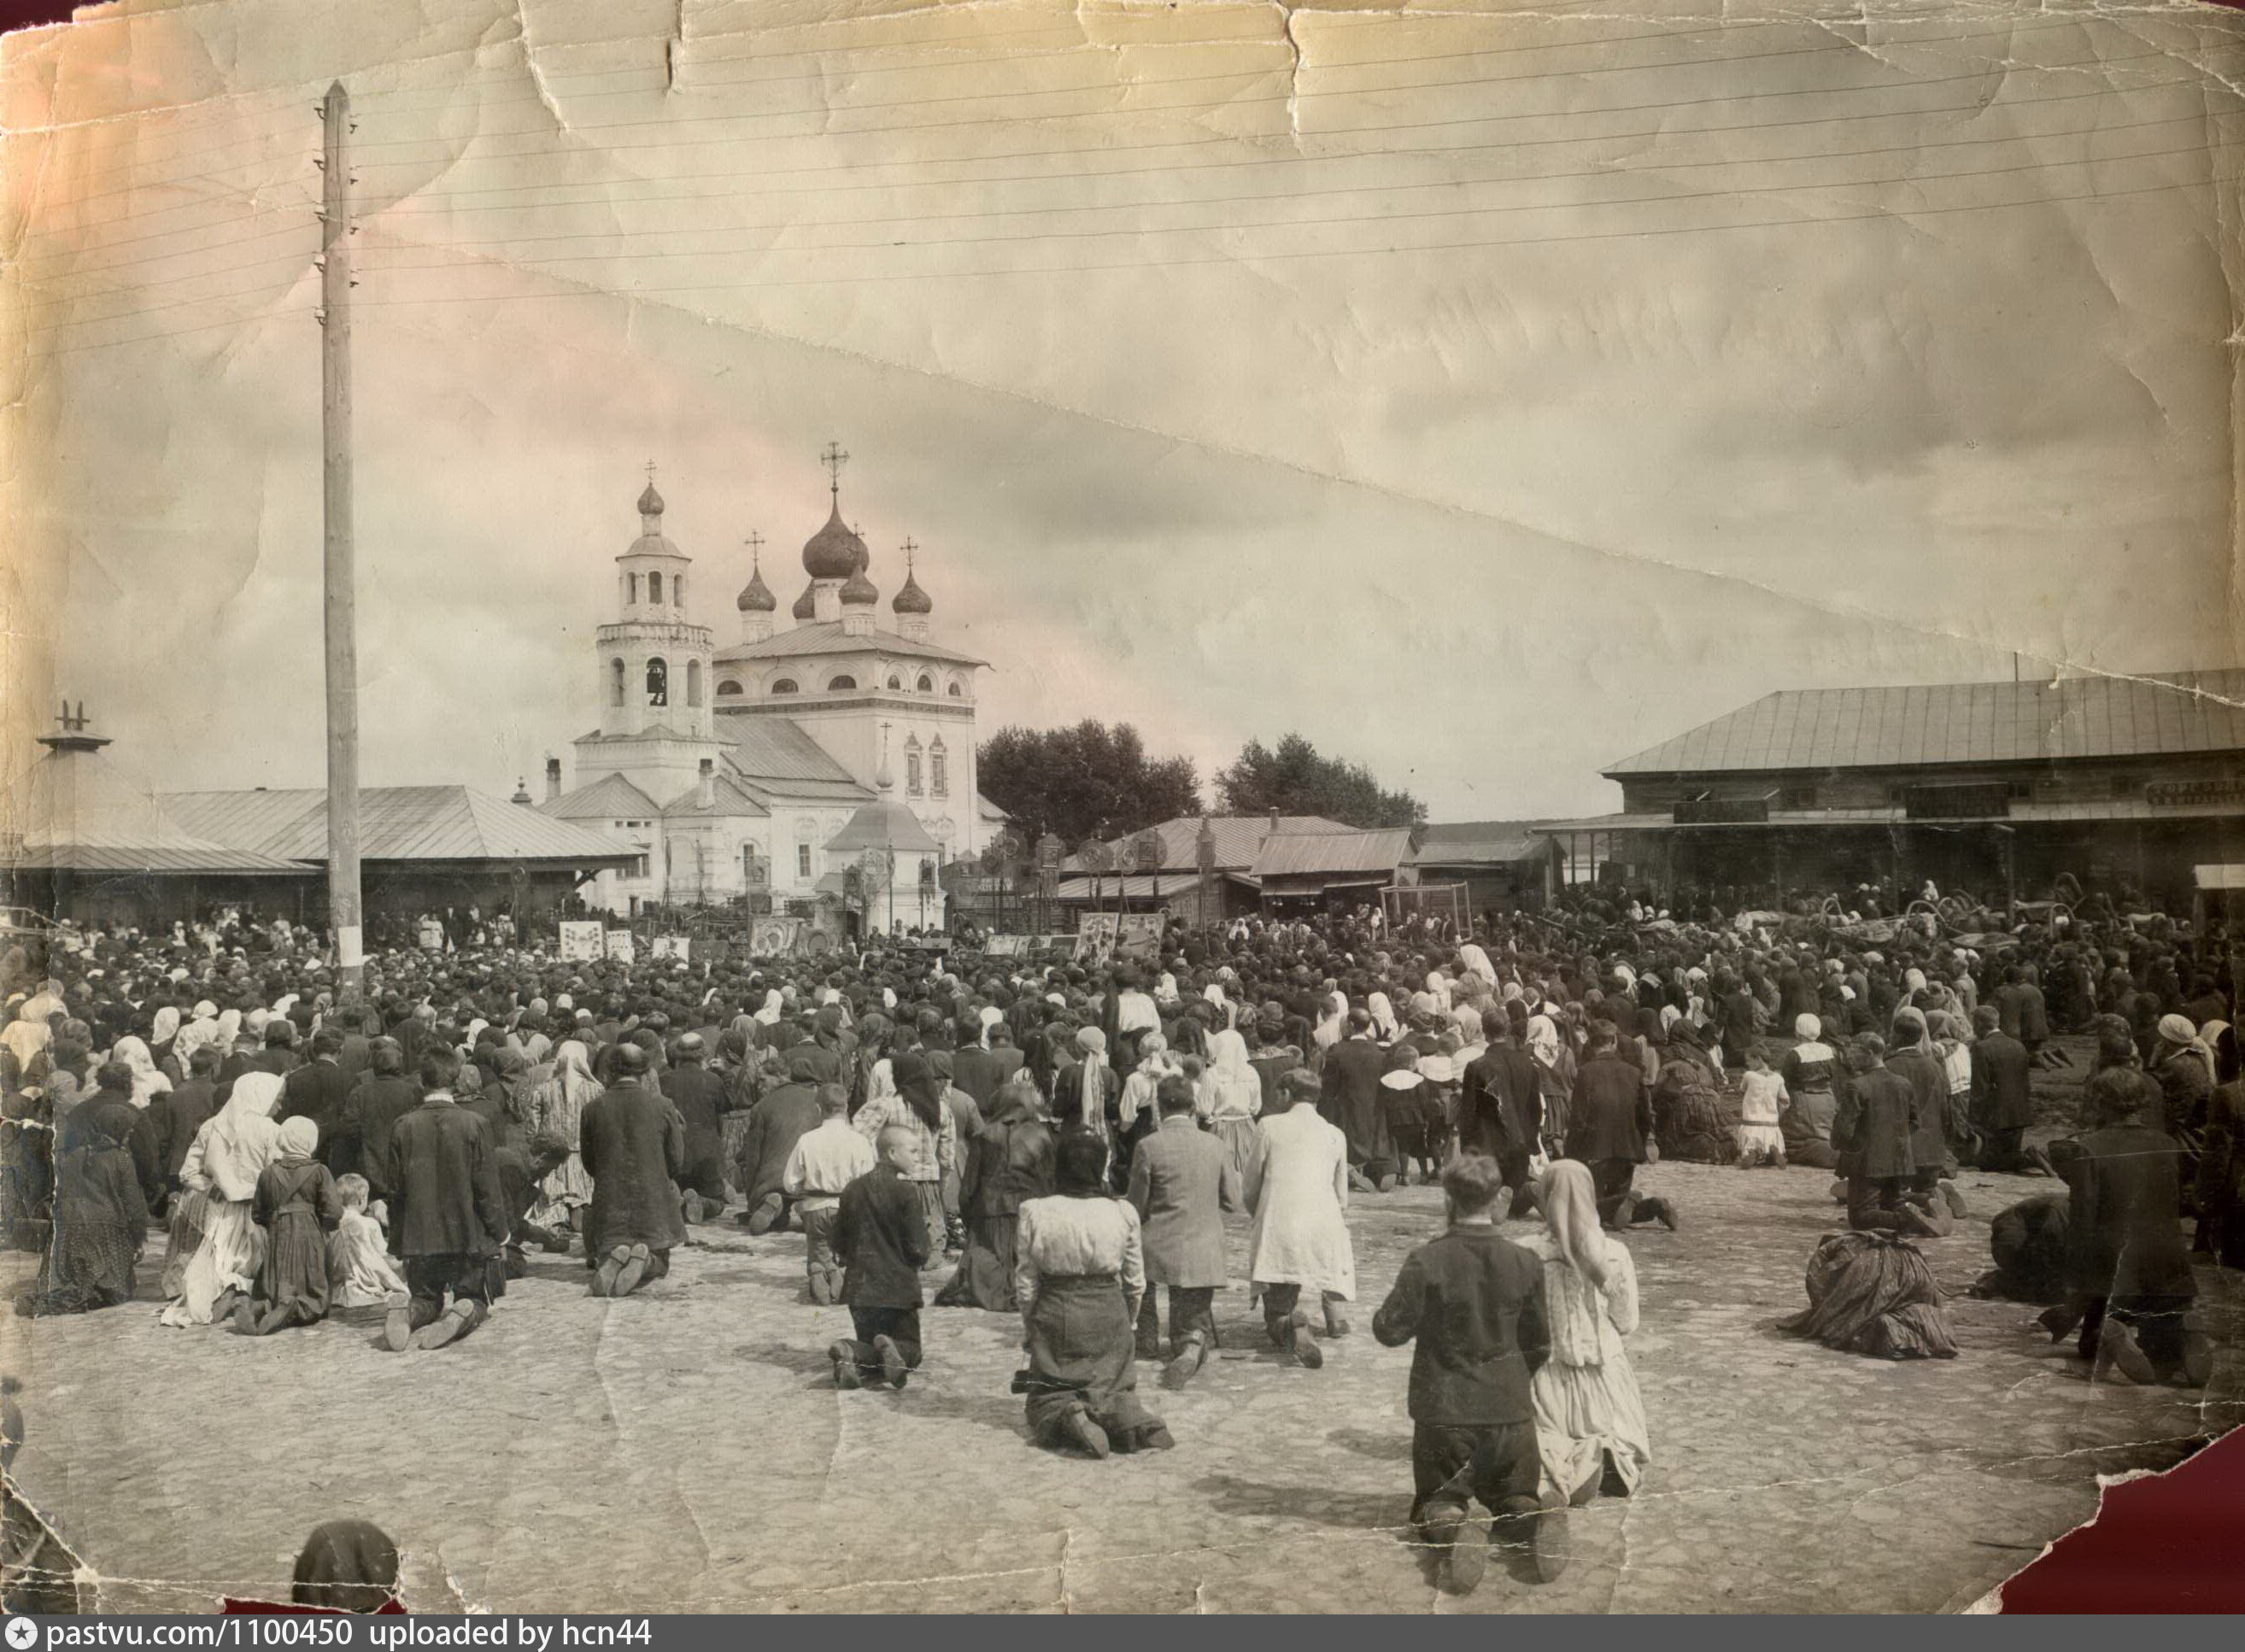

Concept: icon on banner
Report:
left=6, top=1613, right=41, bottom=1649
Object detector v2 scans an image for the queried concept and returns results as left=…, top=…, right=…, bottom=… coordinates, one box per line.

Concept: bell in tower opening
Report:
left=646, top=657, right=668, bottom=706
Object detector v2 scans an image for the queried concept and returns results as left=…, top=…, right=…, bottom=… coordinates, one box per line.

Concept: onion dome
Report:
left=736, top=564, right=777, bottom=612
left=892, top=567, right=932, bottom=616
left=792, top=583, right=817, bottom=621
left=624, top=476, right=681, bottom=558
left=841, top=566, right=878, bottom=606
left=802, top=500, right=867, bottom=579
left=637, top=480, right=664, bottom=517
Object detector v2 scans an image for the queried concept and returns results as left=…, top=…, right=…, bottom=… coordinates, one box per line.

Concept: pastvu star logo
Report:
left=4, top=1612, right=40, bottom=1649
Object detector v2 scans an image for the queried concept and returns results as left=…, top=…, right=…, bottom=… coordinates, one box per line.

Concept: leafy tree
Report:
left=977, top=721, right=1202, bottom=849
left=1213, top=733, right=1426, bottom=829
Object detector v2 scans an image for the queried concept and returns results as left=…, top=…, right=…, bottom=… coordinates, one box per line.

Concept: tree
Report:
left=1213, top=733, right=1426, bottom=829
left=976, top=721, right=1202, bottom=848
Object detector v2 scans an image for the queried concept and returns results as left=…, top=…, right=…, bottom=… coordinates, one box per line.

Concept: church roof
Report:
left=538, top=772, right=662, bottom=822
left=659, top=772, right=773, bottom=820
left=791, top=584, right=817, bottom=621
left=713, top=620, right=986, bottom=668
left=840, top=566, right=878, bottom=606
left=3, top=745, right=307, bottom=876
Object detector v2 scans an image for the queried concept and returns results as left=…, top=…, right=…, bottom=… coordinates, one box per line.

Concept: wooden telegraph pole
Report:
left=319, top=82, right=364, bottom=993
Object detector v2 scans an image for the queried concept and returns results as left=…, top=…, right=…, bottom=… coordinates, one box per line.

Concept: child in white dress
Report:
left=326, top=1174, right=408, bottom=1309
left=1735, top=1051, right=1789, bottom=1168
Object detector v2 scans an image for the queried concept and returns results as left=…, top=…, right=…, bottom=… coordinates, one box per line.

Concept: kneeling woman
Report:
left=1014, top=1134, right=1174, bottom=1458
left=1522, top=1160, right=1653, bottom=1503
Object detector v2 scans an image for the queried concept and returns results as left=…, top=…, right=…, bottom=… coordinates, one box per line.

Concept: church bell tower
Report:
left=598, top=466, right=713, bottom=740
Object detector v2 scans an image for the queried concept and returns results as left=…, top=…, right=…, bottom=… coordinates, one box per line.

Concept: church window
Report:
left=930, top=738, right=947, bottom=797
left=627, top=572, right=639, bottom=605
left=686, top=660, right=703, bottom=707
left=672, top=573, right=684, bottom=608
left=918, top=857, right=936, bottom=888
left=650, top=571, right=665, bottom=604
left=609, top=658, right=626, bottom=706
left=717, top=678, right=741, bottom=696
left=948, top=682, right=964, bottom=698
left=906, top=735, right=923, bottom=797
left=917, top=674, right=934, bottom=693
left=770, top=678, right=799, bottom=695
left=646, top=657, right=669, bottom=706
left=887, top=676, right=901, bottom=690
left=742, top=845, right=765, bottom=886
left=797, top=843, right=812, bottom=879
left=827, top=675, right=858, bottom=692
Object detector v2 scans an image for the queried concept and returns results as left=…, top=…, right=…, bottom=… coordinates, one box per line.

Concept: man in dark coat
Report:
left=1967, top=1005, right=2041, bottom=1173
left=1562, top=1022, right=1673, bottom=1230
left=283, top=1028, right=358, bottom=1175
left=735, top=1051, right=824, bottom=1234
left=579, top=1043, right=687, bottom=1298
left=1885, top=1009, right=1961, bottom=1218
left=1832, top=1034, right=1940, bottom=1237
left=829, top=1125, right=930, bottom=1390
left=948, top=1022, right=1006, bottom=1109
left=660, top=1034, right=731, bottom=1223
left=1460, top=1010, right=1541, bottom=1217
left=2060, top=1063, right=2209, bottom=1385
left=377, top=1046, right=506, bottom=1351
left=343, top=1039, right=421, bottom=1208
left=1127, top=1076, right=1243, bottom=1385
left=1322, top=1010, right=1397, bottom=1192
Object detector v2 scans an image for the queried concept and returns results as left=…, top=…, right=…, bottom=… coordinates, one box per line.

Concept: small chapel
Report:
left=540, top=448, right=1002, bottom=924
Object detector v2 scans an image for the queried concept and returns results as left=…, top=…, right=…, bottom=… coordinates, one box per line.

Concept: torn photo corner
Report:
left=3, top=0, right=2242, bottom=1618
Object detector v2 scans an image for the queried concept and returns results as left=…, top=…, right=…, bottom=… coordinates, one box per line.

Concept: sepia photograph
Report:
left=3, top=0, right=2243, bottom=1618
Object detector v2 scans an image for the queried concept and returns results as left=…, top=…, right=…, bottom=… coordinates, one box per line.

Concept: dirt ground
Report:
left=5, top=1046, right=2240, bottom=1614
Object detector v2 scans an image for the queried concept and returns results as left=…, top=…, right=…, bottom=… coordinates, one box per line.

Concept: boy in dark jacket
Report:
left=829, top=1125, right=931, bottom=1391
left=1373, top=1153, right=1566, bottom=1596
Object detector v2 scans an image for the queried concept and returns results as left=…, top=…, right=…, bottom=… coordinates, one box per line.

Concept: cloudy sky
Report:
left=8, top=0, right=2242, bottom=822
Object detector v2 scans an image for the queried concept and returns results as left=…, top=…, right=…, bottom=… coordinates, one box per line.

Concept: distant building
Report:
left=1405, top=821, right=1562, bottom=911
left=1538, top=671, right=2245, bottom=904
left=1057, top=814, right=1355, bottom=923
left=543, top=460, right=1002, bottom=921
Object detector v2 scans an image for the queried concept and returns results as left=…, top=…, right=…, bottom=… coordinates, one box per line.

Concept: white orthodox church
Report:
left=540, top=455, right=1003, bottom=926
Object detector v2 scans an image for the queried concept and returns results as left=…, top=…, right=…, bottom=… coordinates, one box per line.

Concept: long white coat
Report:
left=1243, top=1104, right=1355, bottom=1299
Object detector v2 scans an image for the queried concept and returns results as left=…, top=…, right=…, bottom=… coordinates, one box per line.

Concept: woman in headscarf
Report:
left=1014, top=1132, right=1174, bottom=1458
left=2150, top=1013, right=2215, bottom=1163
left=1117, top=1032, right=1181, bottom=1149
left=237, top=1116, right=346, bottom=1335
left=1200, top=1027, right=1263, bottom=1176
left=18, top=1090, right=146, bottom=1316
left=1526, top=1012, right=1573, bottom=1159
left=853, top=1051, right=955, bottom=1262
left=147, top=1005, right=183, bottom=1081
left=1522, top=1161, right=1651, bottom=1503
left=159, top=1069, right=285, bottom=1327
left=1367, top=991, right=1400, bottom=1042
left=1778, top=1012, right=1844, bottom=1171
left=525, top=1040, right=600, bottom=1233
left=109, top=1034, right=172, bottom=1109
left=936, top=1075, right=1057, bottom=1311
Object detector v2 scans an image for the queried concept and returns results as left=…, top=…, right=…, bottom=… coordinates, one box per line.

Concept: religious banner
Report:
left=1075, top=911, right=1164, bottom=962
left=650, top=935, right=691, bottom=961
left=416, top=918, right=445, bottom=951
left=748, top=917, right=803, bottom=958
left=557, top=920, right=605, bottom=962
left=603, top=929, right=636, bottom=964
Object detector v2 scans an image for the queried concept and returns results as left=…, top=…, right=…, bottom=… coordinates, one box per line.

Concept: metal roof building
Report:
left=1548, top=670, right=2245, bottom=906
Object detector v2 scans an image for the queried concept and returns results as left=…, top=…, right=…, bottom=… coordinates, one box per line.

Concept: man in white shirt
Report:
left=782, top=1085, right=877, bottom=1304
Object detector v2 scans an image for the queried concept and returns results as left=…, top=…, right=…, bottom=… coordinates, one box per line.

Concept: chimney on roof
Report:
left=511, top=777, right=532, bottom=806
left=545, top=756, right=562, bottom=802
left=1269, top=807, right=1281, bottom=837
left=697, top=757, right=716, bottom=810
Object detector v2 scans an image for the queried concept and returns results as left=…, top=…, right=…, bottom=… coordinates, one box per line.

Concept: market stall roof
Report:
left=164, top=786, right=635, bottom=866
left=1251, top=828, right=1416, bottom=882
left=1054, top=872, right=1208, bottom=901
left=1408, top=819, right=1558, bottom=868
left=1062, top=814, right=1350, bottom=875
left=1607, top=670, right=2245, bottom=777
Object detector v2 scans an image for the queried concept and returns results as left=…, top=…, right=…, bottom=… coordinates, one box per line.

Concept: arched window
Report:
left=770, top=678, right=799, bottom=695
left=648, top=571, right=663, bottom=604
left=609, top=658, right=626, bottom=707
left=887, top=675, right=902, bottom=691
left=686, top=659, right=703, bottom=707
left=917, top=673, right=934, bottom=693
left=741, top=845, right=765, bottom=887
left=716, top=678, right=742, bottom=697
left=929, top=738, right=948, bottom=797
left=627, top=572, right=640, bottom=605
left=947, top=681, right=964, bottom=698
left=827, top=675, right=858, bottom=692
left=905, top=735, right=923, bottom=796
left=672, top=572, right=684, bottom=608
left=645, top=657, right=669, bottom=706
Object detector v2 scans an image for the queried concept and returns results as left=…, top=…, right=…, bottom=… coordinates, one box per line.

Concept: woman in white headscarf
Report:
left=171, top=1002, right=222, bottom=1075
left=1311, top=992, right=1347, bottom=1055
left=1117, top=1033, right=1182, bottom=1139
left=526, top=1040, right=601, bottom=1233
left=1200, top=1028, right=1263, bottom=1175
left=159, top=1070, right=285, bottom=1327
left=753, top=989, right=784, bottom=1027
left=148, top=1005, right=183, bottom=1081
left=1521, top=1160, right=1651, bottom=1503
left=1367, top=992, right=1399, bottom=1042
left=109, top=1036, right=173, bottom=1109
